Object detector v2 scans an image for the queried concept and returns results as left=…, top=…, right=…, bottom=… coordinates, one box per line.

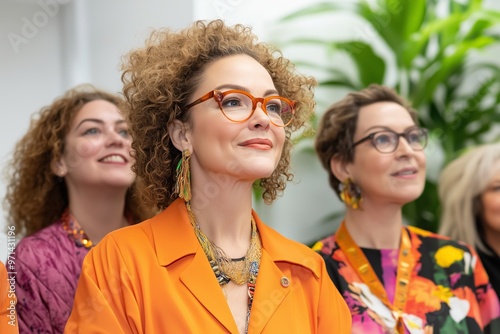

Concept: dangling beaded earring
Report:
left=175, top=149, right=192, bottom=201
left=339, top=178, right=362, bottom=209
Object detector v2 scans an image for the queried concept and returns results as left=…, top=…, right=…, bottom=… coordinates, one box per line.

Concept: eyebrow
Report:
left=75, top=118, right=126, bottom=130
left=214, top=84, right=279, bottom=96
left=361, top=125, right=418, bottom=135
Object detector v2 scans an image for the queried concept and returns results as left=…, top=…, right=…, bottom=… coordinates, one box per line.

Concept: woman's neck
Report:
left=344, top=202, right=404, bottom=249
left=67, top=186, right=128, bottom=244
left=189, top=178, right=254, bottom=259
left=483, top=226, right=500, bottom=256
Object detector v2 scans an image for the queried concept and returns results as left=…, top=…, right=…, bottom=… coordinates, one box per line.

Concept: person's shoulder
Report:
left=258, top=222, right=309, bottom=250
left=408, top=225, right=442, bottom=237
left=311, top=233, right=337, bottom=255
left=408, top=225, right=455, bottom=242
left=85, top=214, right=170, bottom=278
left=15, top=223, right=84, bottom=283
left=259, top=223, right=324, bottom=277
left=105, top=216, right=155, bottom=243
left=16, top=223, right=69, bottom=260
left=408, top=225, right=474, bottom=251
left=91, top=216, right=157, bottom=258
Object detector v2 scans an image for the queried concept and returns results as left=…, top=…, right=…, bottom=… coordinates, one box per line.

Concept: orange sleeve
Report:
left=317, top=256, right=352, bottom=333
left=64, top=235, right=142, bottom=334
left=0, top=261, right=18, bottom=334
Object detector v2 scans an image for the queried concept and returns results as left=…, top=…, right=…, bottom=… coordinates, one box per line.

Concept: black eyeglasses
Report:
left=184, top=89, right=296, bottom=127
left=352, top=127, right=428, bottom=153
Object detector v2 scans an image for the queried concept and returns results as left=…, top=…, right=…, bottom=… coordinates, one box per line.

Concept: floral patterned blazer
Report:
left=313, top=226, right=500, bottom=334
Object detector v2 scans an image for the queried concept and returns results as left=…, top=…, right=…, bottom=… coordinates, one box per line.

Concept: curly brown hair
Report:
left=121, top=20, right=316, bottom=210
left=4, top=84, right=151, bottom=236
left=315, top=84, right=418, bottom=198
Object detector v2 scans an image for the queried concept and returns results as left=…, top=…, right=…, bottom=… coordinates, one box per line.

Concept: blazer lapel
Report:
left=180, top=249, right=239, bottom=333
left=152, top=199, right=238, bottom=332
left=247, top=249, right=290, bottom=333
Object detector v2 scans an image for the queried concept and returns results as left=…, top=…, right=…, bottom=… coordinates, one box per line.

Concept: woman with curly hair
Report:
left=4, top=84, right=151, bottom=333
left=65, top=20, right=350, bottom=333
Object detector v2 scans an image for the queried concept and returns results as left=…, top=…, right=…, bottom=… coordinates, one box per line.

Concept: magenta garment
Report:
left=14, top=221, right=90, bottom=334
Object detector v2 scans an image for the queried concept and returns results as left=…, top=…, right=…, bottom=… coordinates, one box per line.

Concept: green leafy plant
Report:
left=270, top=0, right=500, bottom=232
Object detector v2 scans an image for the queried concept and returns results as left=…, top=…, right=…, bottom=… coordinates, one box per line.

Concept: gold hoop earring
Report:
left=339, top=178, right=362, bottom=209
left=175, top=149, right=192, bottom=201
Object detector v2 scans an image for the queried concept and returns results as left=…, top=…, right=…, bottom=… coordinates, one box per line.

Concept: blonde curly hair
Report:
left=121, top=20, right=316, bottom=210
left=4, top=84, right=151, bottom=236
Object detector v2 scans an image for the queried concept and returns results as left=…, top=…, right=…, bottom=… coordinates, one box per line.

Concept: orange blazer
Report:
left=65, top=199, right=351, bottom=333
left=0, top=261, right=18, bottom=334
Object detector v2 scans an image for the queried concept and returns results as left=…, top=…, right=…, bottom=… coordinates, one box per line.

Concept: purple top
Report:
left=15, top=221, right=89, bottom=333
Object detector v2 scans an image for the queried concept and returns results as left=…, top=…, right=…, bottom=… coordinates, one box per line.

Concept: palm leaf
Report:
left=279, top=2, right=350, bottom=22
left=336, top=41, right=386, bottom=86
left=269, top=0, right=500, bottom=232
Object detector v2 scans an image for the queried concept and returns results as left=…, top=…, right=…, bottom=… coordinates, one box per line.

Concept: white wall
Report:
left=0, top=0, right=193, bottom=261
left=1, top=1, right=66, bottom=262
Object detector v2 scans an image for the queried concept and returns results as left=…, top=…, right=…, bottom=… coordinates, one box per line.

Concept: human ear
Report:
left=168, top=120, right=191, bottom=152
left=330, top=157, right=351, bottom=183
left=51, top=159, right=67, bottom=177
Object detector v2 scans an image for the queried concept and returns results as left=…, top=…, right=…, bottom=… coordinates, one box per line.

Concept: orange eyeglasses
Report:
left=184, top=89, right=296, bottom=127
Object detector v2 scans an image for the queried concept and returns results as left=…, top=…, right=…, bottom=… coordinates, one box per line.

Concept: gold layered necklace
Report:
left=186, top=202, right=261, bottom=333
left=186, top=202, right=262, bottom=286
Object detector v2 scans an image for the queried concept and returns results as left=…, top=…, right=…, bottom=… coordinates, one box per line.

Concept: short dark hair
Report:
left=315, top=84, right=418, bottom=197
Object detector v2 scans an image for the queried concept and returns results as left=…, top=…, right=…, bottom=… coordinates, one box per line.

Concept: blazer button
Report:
left=280, top=276, right=290, bottom=288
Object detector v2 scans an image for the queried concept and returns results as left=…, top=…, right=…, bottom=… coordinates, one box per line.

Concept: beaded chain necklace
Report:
left=61, top=209, right=94, bottom=249
left=61, top=209, right=131, bottom=250
left=186, top=202, right=261, bottom=333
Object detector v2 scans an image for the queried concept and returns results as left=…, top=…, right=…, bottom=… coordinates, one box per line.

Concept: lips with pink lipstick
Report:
left=391, top=167, right=418, bottom=177
left=239, top=138, right=273, bottom=150
left=99, top=154, right=128, bottom=163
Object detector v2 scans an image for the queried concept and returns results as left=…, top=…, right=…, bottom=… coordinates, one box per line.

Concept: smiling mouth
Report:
left=243, top=143, right=272, bottom=150
left=391, top=169, right=417, bottom=176
left=100, top=155, right=126, bottom=163
left=239, top=139, right=273, bottom=149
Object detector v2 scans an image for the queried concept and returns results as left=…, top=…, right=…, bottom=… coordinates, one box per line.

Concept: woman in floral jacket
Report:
left=312, top=84, right=500, bottom=333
